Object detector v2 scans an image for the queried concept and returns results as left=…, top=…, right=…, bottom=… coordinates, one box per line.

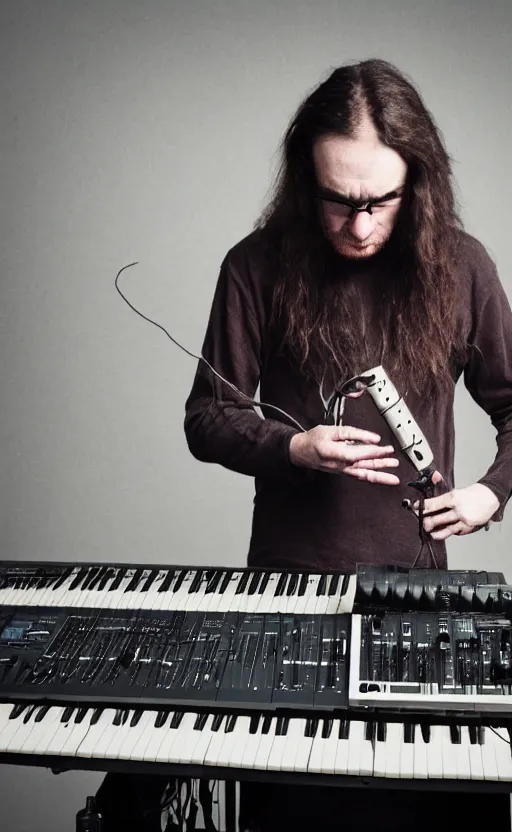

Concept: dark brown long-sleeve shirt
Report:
left=184, top=229, right=512, bottom=571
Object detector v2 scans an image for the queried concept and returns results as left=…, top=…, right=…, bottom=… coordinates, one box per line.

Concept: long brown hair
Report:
left=257, top=59, right=467, bottom=397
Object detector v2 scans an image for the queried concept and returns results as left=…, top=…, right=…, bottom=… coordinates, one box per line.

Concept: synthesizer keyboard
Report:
left=0, top=562, right=357, bottom=615
left=1, top=561, right=512, bottom=796
left=0, top=701, right=511, bottom=787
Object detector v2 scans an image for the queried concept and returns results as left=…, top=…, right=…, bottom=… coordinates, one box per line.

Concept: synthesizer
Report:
left=1, top=561, right=512, bottom=795
left=0, top=562, right=357, bottom=615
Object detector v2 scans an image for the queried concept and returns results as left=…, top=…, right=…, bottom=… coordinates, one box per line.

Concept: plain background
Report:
left=1, top=1, right=511, bottom=829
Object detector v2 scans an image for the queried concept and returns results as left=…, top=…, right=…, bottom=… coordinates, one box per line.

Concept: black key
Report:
left=404, top=722, right=415, bottom=743
left=158, top=570, right=175, bottom=593
left=170, top=711, right=184, bottom=729
left=322, top=719, right=333, bottom=739
left=275, top=573, right=288, bottom=597
left=286, top=573, right=299, bottom=596
left=87, top=566, right=108, bottom=591
left=23, top=705, right=39, bottom=724
left=205, top=571, right=223, bottom=594
left=154, top=710, right=168, bottom=728
left=249, top=715, right=260, bottom=734
left=328, top=574, right=340, bottom=596
left=219, top=572, right=232, bottom=594
left=258, top=572, right=270, bottom=594
left=316, top=575, right=328, bottom=596
left=52, top=568, right=72, bottom=591
left=420, top=722, right=430, bottom=743
left=340, top=574, right=350, bottom=596
left=377, top=721, right=388, bottom=742
left=69, top=567, right=90, bottom=591
left=61, top=706, right=75, bottom=722
left=365, top=721, right=376, bottom=742
left=450, top=724, right=461, bottom=744
left=113, top=709, right=126, bottom=726
left=298, top=573, right=309, bottom=596
left=339, top=719, right=350, bottom=740
left=140, top=571, right=158, bottom=593
left=124, top=569, right=144, bottom=592
left=81, top=567, right=102, bottom=591
left=172, top=570, right=187, bottom=593
left=90, top=708, right=103, bottom=725
left=97, top=568, right=116, bottom=591
left=247, top=573, right=261, bottom=595
left=225, top=715, right=238, bottom=732
left=9, top=704, right=26, bottom=720
left=189, top=570, right=204, bottom=593
left=74, top=708, right=88, bottom=724
left=108, top=568, right=127, bottom=592
left=34, top=705, right=51, bottom=723
left=261, top=715, right=272, bottom=734
left=211, top=714, right=224, bottom=732
left=194, top=713, right=208, bottom=730
left=235, top=572, right=251, bottom=595
left=130, top=711, right=143, bottom=727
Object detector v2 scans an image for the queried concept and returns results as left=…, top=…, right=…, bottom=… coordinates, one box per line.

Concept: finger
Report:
left=423, top=509, right=459, bottom=532
left=343, top=467, right=400, bottom=485
left=415, top=492, right=453, bottom=513
left=334, top=426, right=383, bottom=444
left=349, top=458, right=399, bottom=470
left=430, top=521, right=469, bottom=541
left=335, top=443, right=396, bottom=463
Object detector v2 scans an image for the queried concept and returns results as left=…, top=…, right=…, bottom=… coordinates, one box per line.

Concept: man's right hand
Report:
left=289, top=425, right=400, bottom=485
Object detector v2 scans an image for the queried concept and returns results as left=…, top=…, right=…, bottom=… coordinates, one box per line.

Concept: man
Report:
left=184, top=59, right=512, bottom=831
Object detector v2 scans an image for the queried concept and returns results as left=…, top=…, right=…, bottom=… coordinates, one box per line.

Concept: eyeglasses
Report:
left=316, top=187, right=404, bottom=219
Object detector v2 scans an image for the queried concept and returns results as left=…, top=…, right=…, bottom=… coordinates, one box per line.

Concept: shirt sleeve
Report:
left=463, top=247, right=512, bottom=520
left=183, top=247, right=307, bottom=481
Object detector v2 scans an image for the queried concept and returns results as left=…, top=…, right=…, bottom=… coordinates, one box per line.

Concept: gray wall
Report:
left=0, top=1, right=511, bottom=829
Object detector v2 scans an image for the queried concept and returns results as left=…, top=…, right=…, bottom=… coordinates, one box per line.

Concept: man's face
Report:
left=312, top=124, right=407, bottom=260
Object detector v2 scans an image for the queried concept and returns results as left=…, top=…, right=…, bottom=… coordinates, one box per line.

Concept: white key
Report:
left=238, top=716, right=266, bottom=769
left=454, top=726, right=472, bottom=780
left=215, top=572, right=244, bottom=614
left=293, top=718, right=315, bottom=773
left=0, top=707, right=32, bottom=751
left=280, top=718, right=308, bottom=772
left=346, top=720, right=367, bottom=776
left=480, top=727, right=500, bottom=781
left=413, top=724, right=429, bottom=779
left=489, top=726, right=512, bottom=780
left=76, top=709, right=118, bottom=758
left=425, top=725, right=444, bottom=779
left=333, top=720, right=351, bottom=776
left=20, top=706, right=66, bottom=755
left=116, top=711, right=156, bottom=760
left=59, top=709, right=96, bottom=756
left=189, top=714, right=221, bottom=765
left=439, top=726, right=458, bottom=779
left=399, top=724, right=415, bottom=779
left=380, top=722, right=401, bottom=778
left=308, top=718, right=328, bottom=773
left=97, top=710, right=132, bottom=759
left=156, top=712, right=196, bottom=763
left=319, top=718, right=341, bottom=774
left=142, top=712, right=173, bottom=761
left=253, top=717, right=278, bottom=770
left=127, top=711, right=163, bottom=761
left=43, top=708, right=79, bottom=755
left=467, top=726, right=484, bottom=780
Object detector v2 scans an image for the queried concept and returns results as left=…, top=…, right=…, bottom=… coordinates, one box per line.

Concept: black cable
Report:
left=114, top=262, right=306, bottom=432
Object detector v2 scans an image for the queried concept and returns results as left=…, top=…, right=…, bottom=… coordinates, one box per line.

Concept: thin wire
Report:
left=490, top=725, right=512, bottom=745
left=114, top=262, right=306, bottom=432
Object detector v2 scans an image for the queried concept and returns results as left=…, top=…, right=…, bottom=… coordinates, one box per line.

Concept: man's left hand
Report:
left=414, top=483, right=500, bottom=541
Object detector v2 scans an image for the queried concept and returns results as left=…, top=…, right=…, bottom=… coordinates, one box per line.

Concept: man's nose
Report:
left=349, top=211, right=375, bottom=240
